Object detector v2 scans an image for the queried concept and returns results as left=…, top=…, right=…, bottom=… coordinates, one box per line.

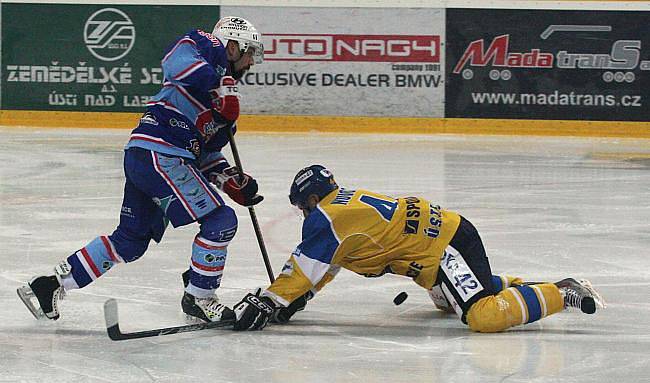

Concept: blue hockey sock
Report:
left=65, top=236, right=123, bottom=288
left=186, top=235, right=227, bottom=298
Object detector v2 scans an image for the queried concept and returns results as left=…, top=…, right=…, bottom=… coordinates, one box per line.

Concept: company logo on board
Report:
left=263, top=34, right=440, bottom=62
left=84, top=8, right=136, bottom=61
left=452, top=25, right=650, bottom=82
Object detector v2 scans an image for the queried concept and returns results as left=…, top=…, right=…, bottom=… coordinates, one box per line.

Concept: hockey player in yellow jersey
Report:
left=232, top=165, right=605, bottom=332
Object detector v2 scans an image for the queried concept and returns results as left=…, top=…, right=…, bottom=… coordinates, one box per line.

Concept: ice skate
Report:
left=181, top=270, right=234, bottom=323
left=555, top=278, right=605, bottom=314
left=181, top=292, right=235, bottom=323
left=17, top=275, right=66, bottom=320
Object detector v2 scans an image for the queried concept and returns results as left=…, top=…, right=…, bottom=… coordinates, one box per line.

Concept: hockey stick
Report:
left=104, top=299, right=234, bottom=341
left=227, top=127, right=275, bottom=283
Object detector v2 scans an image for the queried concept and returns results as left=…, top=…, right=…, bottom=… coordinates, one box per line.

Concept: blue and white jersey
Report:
left=126, top=29, right=234, bottom=160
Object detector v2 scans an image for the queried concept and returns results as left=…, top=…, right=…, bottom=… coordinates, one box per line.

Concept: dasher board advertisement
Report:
left=222, top=6, right=445, bottom=118
left=1, top=3, right=219, bottom=112
left=446, top=9, right=650, bottom=121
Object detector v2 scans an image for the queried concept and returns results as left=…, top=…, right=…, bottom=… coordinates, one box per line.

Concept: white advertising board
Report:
left=223, top=6, right=445, bottom=117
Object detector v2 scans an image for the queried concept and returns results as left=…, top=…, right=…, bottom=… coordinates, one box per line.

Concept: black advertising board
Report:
left=446, top=9, right=650, bottom=121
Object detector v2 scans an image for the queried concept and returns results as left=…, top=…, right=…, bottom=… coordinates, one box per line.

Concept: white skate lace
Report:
left=52, top=285, right=66, bottom=316
left=562, top=288, right=583, bottom=309
left=53, top=262, right=69, bottom=315
left=197, top=296, right=224, bottom=315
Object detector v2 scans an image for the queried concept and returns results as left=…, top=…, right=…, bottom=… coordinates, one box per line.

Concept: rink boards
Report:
left=1, top=1, right=649, bottom=136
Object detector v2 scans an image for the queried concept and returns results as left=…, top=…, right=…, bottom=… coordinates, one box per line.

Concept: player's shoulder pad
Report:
left=187, top=29, right=228, bottom=69
left=189, top=29, right=224, bottom=48
left=302, top=207, right=336, bottom=241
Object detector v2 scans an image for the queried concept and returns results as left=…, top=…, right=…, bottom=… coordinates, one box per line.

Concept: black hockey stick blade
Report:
left=104, top=299, right=234, bottom=341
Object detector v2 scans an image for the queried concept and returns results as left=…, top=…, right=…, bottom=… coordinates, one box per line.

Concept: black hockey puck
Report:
left=393, top=292, right=408, bottom=306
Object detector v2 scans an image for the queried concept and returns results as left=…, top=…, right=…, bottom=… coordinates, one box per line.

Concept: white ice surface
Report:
left=1, top=128, right=649, bottom=382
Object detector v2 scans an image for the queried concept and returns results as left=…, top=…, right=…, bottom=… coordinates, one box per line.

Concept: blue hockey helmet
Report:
left=289, top=165, right=338, bottom=210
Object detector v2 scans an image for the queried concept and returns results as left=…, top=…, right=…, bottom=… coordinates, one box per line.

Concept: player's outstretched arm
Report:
left=269, top=266, right=339, bottom=324
left=270, top=290, right=314, bottom=324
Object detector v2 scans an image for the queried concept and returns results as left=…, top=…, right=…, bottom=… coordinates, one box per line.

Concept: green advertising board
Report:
left=1, top=3, right=220, bottom=111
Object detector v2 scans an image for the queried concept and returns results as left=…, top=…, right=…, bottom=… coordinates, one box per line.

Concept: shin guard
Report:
left=65, top=236, right=123, bottom=289
left=466, top=283, right=564, bottom=333
left=186, top=235, right=228, bottom=298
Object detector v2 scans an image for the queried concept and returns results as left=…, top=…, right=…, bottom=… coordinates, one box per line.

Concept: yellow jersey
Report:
left=265, top=188, right=461, bottom=306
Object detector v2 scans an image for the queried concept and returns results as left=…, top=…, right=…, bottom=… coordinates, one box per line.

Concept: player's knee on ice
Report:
left=466, top=295, right=514, bottom=333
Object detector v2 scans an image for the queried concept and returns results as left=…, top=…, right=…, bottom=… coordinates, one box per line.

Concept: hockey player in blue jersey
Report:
left=17, top=16, right=264, bottom=324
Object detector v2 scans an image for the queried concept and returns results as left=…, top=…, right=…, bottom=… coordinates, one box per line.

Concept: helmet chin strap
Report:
left=301, top=206, right=314, bottom=218
left=294, top=201, right=315, bottom=218
left=301, top=196, right=321, bottom=217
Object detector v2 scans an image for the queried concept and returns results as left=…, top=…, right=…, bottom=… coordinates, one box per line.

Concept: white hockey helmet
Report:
left=212, top=16, right=264, bottom=64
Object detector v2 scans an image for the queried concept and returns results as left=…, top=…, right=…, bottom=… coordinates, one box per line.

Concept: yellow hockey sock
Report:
left=466, top=283, right=564, bottom=333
